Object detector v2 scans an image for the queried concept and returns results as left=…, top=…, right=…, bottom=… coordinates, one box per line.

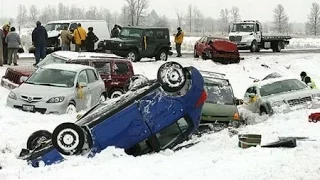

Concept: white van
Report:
left=44, top=19, right=110, bottom=51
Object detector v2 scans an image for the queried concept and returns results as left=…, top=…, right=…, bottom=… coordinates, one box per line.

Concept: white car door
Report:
left=76, top=70, right=91, bottom=110
left=86, top=69, right=102, bottom=106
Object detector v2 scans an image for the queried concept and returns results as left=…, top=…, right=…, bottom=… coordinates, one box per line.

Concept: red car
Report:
left=308, top=112, right=320, bottom=123
left=194, top=36, right=240, bottom=64
left=1, top=51, right=134, bottom=98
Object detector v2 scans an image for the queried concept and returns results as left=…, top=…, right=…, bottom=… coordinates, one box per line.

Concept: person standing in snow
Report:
left=32, top=21, right=48, bottom=66
left=110, top=24, right=121, bottom=38
left=174, top=27, right=184, bottom=57
left=86, top=27, right=99, bottom=52
left=2, top=24, right=10, bottom=64
left=60, top=25, right=73, bottom=51
left=5, top=27, right=21, bottom=66
left=73, top=23, right=87, bottom=52
left=300, top=71, right=317, bottom=89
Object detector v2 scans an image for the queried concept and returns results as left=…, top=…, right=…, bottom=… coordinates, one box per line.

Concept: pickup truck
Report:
left=228, top=20, right=291, bottom=52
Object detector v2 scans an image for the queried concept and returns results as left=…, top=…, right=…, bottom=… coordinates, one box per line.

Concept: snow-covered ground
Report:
left=1, top=53, right=320, bottom=180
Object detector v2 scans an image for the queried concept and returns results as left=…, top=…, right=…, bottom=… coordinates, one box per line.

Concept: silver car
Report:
left=242, top=77, right=320, bottom=115
left=6, top=64, right=107, bottom=114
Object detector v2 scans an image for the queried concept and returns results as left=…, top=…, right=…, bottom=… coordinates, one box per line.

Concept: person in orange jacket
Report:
left=73, top=23, right=87, bottom=52
left=174, top=27, right=184, bottom=57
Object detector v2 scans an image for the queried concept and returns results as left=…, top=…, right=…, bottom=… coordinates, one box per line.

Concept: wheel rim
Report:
left=127, top=52, right=135, bottom=61
left=66, top=105, right=76, bottom=114
left=160, top=63, right=184, bottom=87
left=111, top=91, right=123, bottom=98
left=160, top=52, right=167, bottom=61
left=57, top=128, right=80, bottom=152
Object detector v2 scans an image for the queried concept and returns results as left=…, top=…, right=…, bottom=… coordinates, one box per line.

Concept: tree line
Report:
left=13, top=1, right=320, bottom=36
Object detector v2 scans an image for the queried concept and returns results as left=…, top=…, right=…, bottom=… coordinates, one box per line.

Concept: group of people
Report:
left=0, top=24, right=22, bottom=66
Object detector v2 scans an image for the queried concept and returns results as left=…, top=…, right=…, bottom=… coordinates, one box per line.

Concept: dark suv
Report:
left=98, top=27, right=173, bottom=62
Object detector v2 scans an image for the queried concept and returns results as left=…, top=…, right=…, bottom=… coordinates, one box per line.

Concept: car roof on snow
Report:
left=52, top=51, right=127, bottom=61
left=41, top=63, right=93, bottom=72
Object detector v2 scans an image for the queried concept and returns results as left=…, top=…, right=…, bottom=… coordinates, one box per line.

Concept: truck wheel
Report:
left=52, top=122, right=86, bottom=156
left=157, top=62, right=187, bottom=93
left=127, top=50, right=140, bottom=62
left=250, top=41, right=258, bottom=52
left=27, top=130, right=52, bottom=150
left=156, top=49, right=168, bottom=61
left=194, top=47, right=199, bottom=58
left=275, top=42, right=282, bottom=52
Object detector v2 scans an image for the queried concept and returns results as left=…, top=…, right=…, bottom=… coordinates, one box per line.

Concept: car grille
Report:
left=5, top=69, right=21, bottom=84
left=104, top=41, right=119, bottom=50
left=20, top=95, right=43, bottom=103
left=229, top=36, right=242, bottom=42
left=13, top=105, right=46, bottom=114
left=287, top=96, right=312, bottom=106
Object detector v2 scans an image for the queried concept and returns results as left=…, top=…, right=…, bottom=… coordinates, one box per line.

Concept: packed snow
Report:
left=1, top=52, right=320, bottom=180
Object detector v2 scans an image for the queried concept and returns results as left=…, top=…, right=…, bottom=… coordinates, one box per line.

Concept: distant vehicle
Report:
left=308, top=112, right=320, bottom=123
left=241, top=76, right=320, bottom=115
left=6, top=64, right=106, bottom=114
left=29, top=20, right=110, bottom=54
left=200, top=71, right=241, bottom=127
left=97, top=27, right=173, bottom=62
left=1, top=51, right=134, bottom=98
left=194, top=36, right=240, bottom=64
left=17, top=62, right=207, bottom=168
left=228, top=20, right=291, bottom=52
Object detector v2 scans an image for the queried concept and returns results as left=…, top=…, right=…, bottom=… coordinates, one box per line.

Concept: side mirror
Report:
left=78, top=82, right=87, bottom=88
left=20, top=76, right=28, bottom=83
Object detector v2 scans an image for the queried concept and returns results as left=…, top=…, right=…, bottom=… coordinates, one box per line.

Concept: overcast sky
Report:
left=2, top=0, right=316, bottom=23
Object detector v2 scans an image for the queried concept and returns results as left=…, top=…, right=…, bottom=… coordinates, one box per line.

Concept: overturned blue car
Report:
left=18, top=62, right=207, bottom=167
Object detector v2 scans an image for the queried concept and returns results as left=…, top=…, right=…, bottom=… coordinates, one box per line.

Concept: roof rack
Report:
left=199, top=70, right=226, bottom=79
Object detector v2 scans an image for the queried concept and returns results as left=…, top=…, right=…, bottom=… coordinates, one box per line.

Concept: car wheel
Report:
left=156, top=49, right=168, bottom=61
left=99, top=94, right=106, bottom=102
left=27, top=130, right=52, bottom=150
left=260, top=107, right=268, bottom=116
left=110, top=90, right=124, bottom=98
left=52, top=122, right=86, bottom=156
left=127, top=51, right=140, bottom=62
left=157, top=62, right=187, bottom=93
left=194, top=47, right=199, bottom=58
left=66, top=104, right=77, bottom=114
left=312, top=119, right=318, bottom=123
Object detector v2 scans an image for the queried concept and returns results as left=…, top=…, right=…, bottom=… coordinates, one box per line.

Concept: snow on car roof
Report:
left=253, top=76, right=300, bottom=87
left=42, top=63, right=93, bottom=72
left=52, top=51, right=124, bottom=60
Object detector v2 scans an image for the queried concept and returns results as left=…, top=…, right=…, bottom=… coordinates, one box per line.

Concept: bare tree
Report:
left=58, top=3, right=69, bottom=20
left=193, top=6, right=204, bottom=33
left=230, top=6, right=240, bottom=23
left=185, top=4, right=192, bottom=32
left=135, top=0, right=149, bottom=25
left=17, top=4, right=28, bottom=27
left=125, top=0, right=136, bottom=26
left=307, top=2, right=320, bottom=36
left=272, top=4, right=289, bottom=34
left=86, top=6, right=99, bottom=19
left=120, top=5, right=130, bottom=26
left=175, top=8, right=183, bottom=27
left=155, top=15, right=169, bottom=27
left=219, top=8, right=229, bottom=34
left=29, top=5, right=39, bottom=22
left=99, top=8, right=112, bottom=28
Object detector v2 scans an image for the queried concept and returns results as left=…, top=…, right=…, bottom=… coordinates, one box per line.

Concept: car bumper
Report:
left=1, top=77, right=19, bottom=89
left=6, top=97, right=69, bottom=114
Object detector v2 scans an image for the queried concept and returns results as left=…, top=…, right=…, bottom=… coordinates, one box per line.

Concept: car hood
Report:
left=8, top=66, right=36, bottom=76
left=202, top=103, right=238, bottom=117
left=211, top=39, right=238, bottom=52
left=47, top=30, right=61, bottom=38
left=14, top=83, right=72, bottom=98
left=264, top=88, right=320, bottom=103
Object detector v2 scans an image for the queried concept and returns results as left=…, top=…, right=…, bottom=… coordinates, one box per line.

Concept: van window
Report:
left=114, top=62, right=129, bottom=74
left=45, top=23, right=70, bottom=31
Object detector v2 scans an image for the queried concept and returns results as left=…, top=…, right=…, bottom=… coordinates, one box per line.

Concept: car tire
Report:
left=27, top=130, right=52, bottom=150
left=260, top=107, right=268, bottom=116
left=66, top=103, right=77, bottom=114
left=110, top=89, right=124, bottom=98
left=157, top=62, right=187, bottom=93
left=52, top=122, right=86, bottom=156
left=194, top=47, right=199, bottom=58
left=156, top=49, right=168, bottom=61
left=127, top=50, right=140, bottom=62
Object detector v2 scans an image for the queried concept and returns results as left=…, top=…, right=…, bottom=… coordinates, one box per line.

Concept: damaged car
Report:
left=18, top=62, right=207, bottom=167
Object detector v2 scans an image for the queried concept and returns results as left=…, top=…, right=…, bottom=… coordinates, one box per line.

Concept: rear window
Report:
left=93, top=62, right=111, bottom=74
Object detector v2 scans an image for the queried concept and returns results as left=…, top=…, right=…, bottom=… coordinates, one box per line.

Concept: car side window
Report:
left=145, top=30, right=154, bottom=39
left=125, top=138, right=154, bottom=156
left=78, top=70, right=88, bottom=83
left=93, top=62, right=111, bottom=75
left=155, top=118, right=189, bottom=149
left=156, top=30, right=167, bottom=39
left=114, top=62, right=129, bottom=75
left=86, top=69, right=98, bottom=83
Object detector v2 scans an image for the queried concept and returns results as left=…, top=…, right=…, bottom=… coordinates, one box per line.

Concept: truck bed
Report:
left=262, top=36, right=292, bottom=41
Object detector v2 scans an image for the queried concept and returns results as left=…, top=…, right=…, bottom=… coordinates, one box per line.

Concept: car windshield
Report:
left=205, top=85, right=234, bottom=105
left=119, top=28, right=143, bottom=38
left=26, top=68, right=76, bottom=87
left=37, top=54, right=66, bottom=67
left=232, top=23, right=254, bottom=32
left=260, top=79, right=308, bottom=97
left=45, top=23, right=70, bottom=31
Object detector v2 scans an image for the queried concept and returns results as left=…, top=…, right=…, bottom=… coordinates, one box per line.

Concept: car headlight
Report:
left=272, top=100, right=286, bottom=107
left=47, top=97, right=65, bottom=103
left=312, top=93, right=320, bottom=99
left=8, top=91, right=17, bottom=100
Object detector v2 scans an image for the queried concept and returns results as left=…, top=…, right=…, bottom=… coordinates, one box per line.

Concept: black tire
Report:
left=127, top=50, right=140, bottom=62
left=52, top=122, right=86, bottom=156
left=250, top=41, right=258, bottom=52
left=157, top=62, right=187, bottom=93
left=275, top=41, right=282, bottom=52
left=27, top=130, right=52, bottom=150
left=109, top=89, right=124, bottom=98
left=156, top=49, right=168, bottom=61
left=202, top=52, right=208, bottom=60
left=194, top=47, right=199, bottom=58
left=260, top=107, right=268, bottom=116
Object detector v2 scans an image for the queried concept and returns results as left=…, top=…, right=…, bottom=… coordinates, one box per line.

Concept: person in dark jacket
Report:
left=110, top=24, right=121, bottom=38
left=86, top=27, right=99, bottom=52
left=300, top=71, right=317, bottom=89
left=32, top=21, right=48, bottom=66
left=2, top=24, right=10, bottom=64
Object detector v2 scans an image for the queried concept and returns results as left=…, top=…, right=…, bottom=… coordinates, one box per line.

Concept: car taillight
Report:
left=233, top=112, right=240, bottom=120
left=195, top=90, right=207, bottom=107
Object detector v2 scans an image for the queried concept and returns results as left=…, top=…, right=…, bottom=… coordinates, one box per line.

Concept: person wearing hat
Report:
left=32, top=21, right=48, bottom=66
left=300, top=71, right=317, bottom=89
left=73, top=23, right=87, bottom=52
left=86, top=27, right=99, bottom=52
left=174, top=27, right=184, bottom=57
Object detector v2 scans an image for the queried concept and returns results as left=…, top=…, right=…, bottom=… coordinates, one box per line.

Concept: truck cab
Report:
left=229, top=20, right=291, bottom=52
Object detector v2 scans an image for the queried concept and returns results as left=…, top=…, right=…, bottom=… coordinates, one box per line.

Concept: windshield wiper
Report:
left=37, top=83, right=59, bottom=87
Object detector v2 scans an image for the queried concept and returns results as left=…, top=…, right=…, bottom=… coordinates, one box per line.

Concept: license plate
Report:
left=22, top=105, right=34, bottom=111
